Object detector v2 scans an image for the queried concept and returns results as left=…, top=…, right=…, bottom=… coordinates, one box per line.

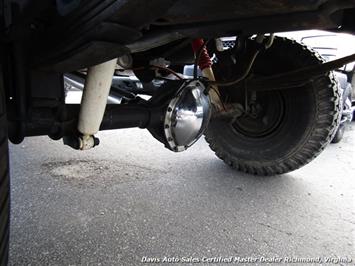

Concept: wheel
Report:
left=206, top=37, right=341, bottom=176
left=331, top=124, right=345, bottom=144
left=0, top=69, right=10, bottom=265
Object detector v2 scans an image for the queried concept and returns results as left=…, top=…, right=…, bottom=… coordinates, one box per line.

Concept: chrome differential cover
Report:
left=164, top=80, right=211, bottom=152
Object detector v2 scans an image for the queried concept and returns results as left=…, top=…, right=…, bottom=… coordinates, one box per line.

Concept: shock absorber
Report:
left=191, top=39, right=224, bottom=112
left=76, top=58, right=117, bottom=150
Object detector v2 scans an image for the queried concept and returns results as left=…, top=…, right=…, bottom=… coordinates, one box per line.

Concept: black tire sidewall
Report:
left=0, top=67, right=10, bottom=265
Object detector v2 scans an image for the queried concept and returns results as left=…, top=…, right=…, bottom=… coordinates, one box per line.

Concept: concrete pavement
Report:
left=8, top=123, right=355, bottom=265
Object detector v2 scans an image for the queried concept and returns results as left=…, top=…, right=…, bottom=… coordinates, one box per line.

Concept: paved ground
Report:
left=8, top=122, right=355, bottom=265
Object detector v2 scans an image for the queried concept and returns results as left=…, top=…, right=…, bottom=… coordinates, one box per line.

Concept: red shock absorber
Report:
left=191, top=38, right=212, bottom=71
left=191, top=39, right=224, bottom=112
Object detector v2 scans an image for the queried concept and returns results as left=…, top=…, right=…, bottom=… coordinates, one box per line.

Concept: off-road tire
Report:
left=0, top=69, right=9, bottom=265
left=205, top=37, right=341, bottom=175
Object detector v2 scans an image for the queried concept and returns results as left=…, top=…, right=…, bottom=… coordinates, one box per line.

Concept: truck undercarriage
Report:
left=1, top=0, right=355, bottom=264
